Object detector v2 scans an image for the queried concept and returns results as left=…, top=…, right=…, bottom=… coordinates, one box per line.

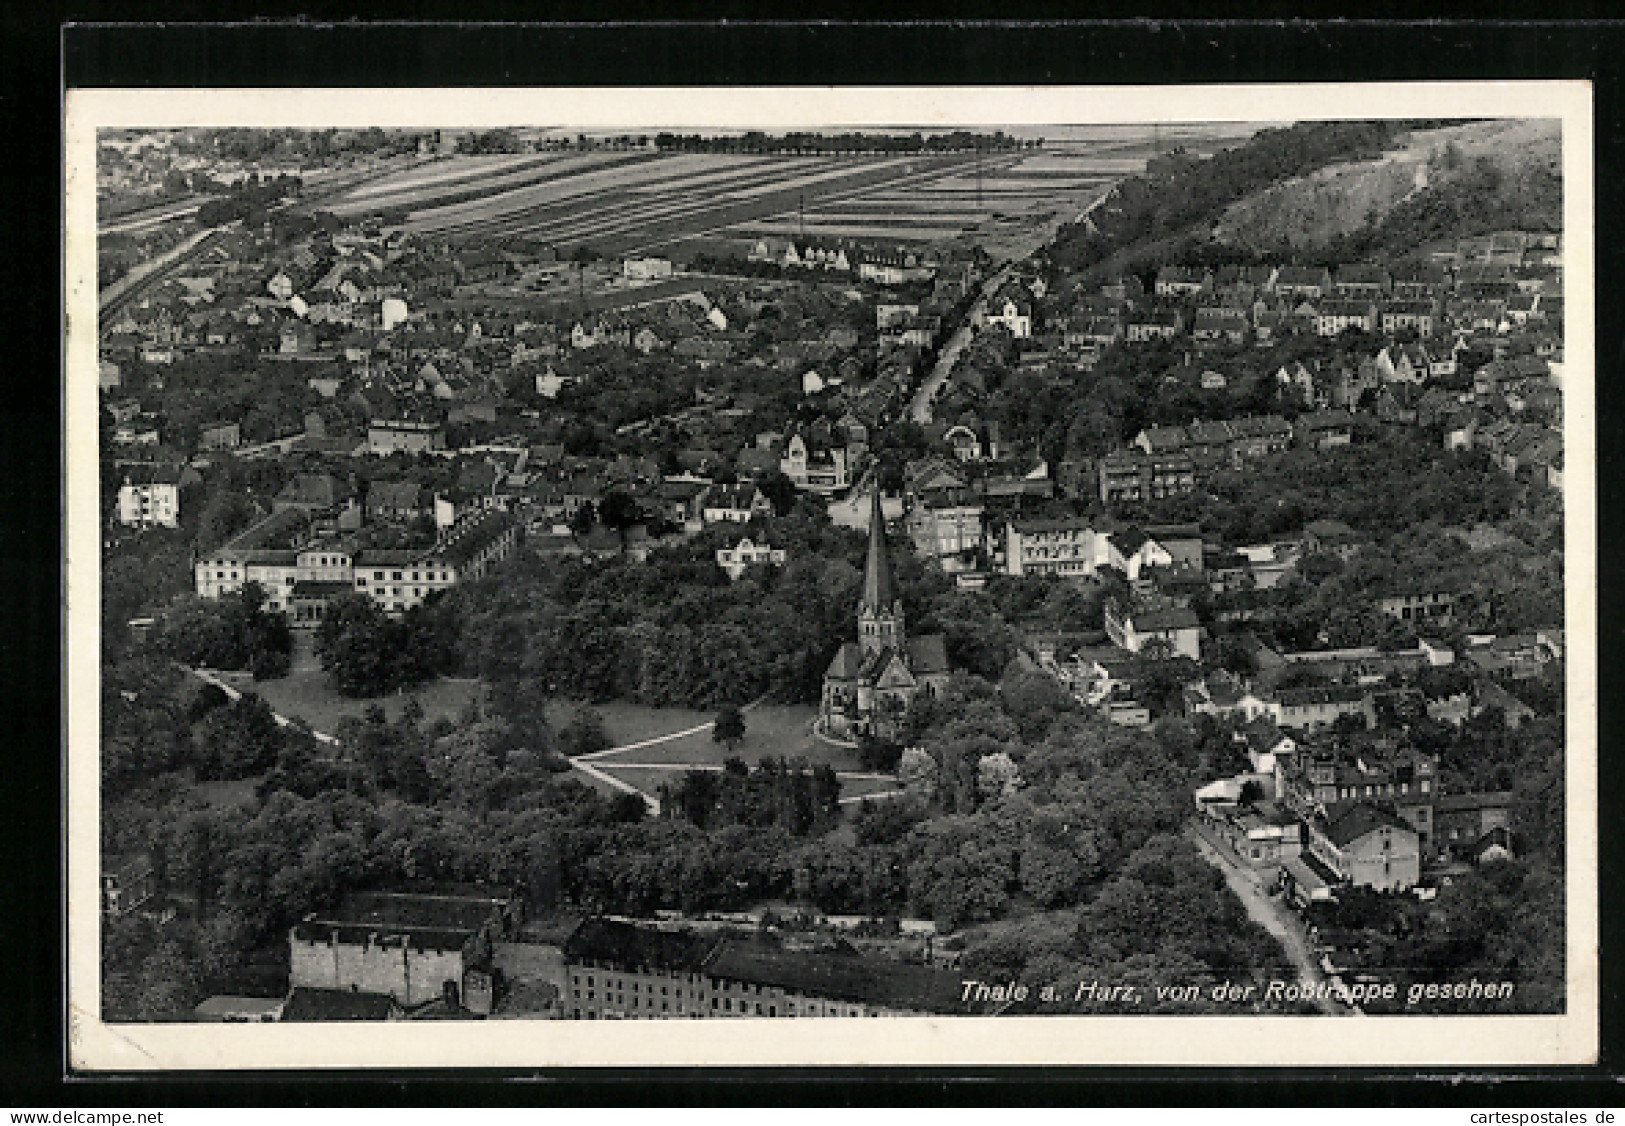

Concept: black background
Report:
left=5, top=12, right=1621, bottom=1106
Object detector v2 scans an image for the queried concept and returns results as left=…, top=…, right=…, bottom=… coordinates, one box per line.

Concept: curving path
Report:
left=571, top=700, right=907, bottom=817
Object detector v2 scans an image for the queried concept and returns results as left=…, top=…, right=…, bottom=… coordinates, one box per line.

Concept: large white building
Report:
left=116, top=464, right=183, bottom=528
left=1004, top=516, right=1106, bottom=578
left=195, top=507, right=518, bottom=622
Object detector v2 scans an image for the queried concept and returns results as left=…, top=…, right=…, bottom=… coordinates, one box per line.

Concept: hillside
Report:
left=1211, top=118, right=1562, bottom=259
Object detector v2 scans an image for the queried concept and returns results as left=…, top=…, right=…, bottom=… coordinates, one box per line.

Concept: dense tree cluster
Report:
left=315, top=591, right=462, bottom=697
left=151, top=583, right=293, bottom=680
left=194, top=175, right=305, bottom=229
left=660, top=758, right=842, bottom=836
left=653, top=130, right=1033, bottom=154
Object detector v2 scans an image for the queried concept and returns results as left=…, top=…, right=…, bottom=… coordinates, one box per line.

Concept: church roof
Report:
left=906, top=634, right=950, bottom=675
left=825, top=642, right=863, bottom=681
left=860, top=645, right=909, bottom=683
left=861, top=487, right=897, bottom=611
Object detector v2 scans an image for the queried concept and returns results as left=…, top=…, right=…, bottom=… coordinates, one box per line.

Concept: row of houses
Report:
left=746, top=237, right=943, bottom=286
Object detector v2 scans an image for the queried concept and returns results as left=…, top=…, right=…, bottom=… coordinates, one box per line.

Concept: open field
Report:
left=327, top=152, right=657, bottom=217
left=310, top=146, right=1143, bottom=258
left=344, top=153, right=558, bottom=200
left=245, top=670, right=484, bottom=735
left=547, top=700, right=716, bottom=747
left=587, top=705, right=860, bottom=769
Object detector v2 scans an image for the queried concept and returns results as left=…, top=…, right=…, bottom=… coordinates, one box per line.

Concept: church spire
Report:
left=861, top=485, right=896, bottom=612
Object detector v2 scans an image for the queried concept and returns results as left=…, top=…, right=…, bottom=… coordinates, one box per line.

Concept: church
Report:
left=820, top=488, right=951, bottom=742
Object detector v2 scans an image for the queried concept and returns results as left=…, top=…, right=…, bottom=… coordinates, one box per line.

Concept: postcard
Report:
left=65, top=81, right=1596, bottom=1069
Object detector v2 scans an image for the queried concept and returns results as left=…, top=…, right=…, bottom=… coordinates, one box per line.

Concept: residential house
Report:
left=199, top=421, right=242, bottom=451
left=1305, top=802, right=1422, bottom=892
left=715, top=537, right=787, bottom=580
left=779, top=432, right=851, bottom=494
left=366, top=480, right=427, bottom=523
left=1098, top=450, right=1196, bottom=506
left=1377, top=590, right=1456, bottom=626
left=1192, top=306, right=1249, bottom=346
left=116, top=464, right=183, bottom=528
left=1301, top=518, right=1366, bottom=561
left=1435, top=792, right=1514, bottom=862
left=1125, top=309, right=1183, bottom=343
left=983, top=289, right=1033, bottom=339
left=1271, top=266, right=1333, bottom=299
left=1294, top=410, right=1355, bottom=450
left=1316, top=300, right=1377, bottom=337
left=1004, top=516, right=1103, bottom=578
left=1332, top=264, right=1392, bottom=299
left=702, top=483, right=774, bottom=524
left=1103, top=597, right=1202, bottom=660
left=1379, top=299, right=1440, bottom=336
left=368, top=418, right=446, bottom=455
left=273, top=473, right=348, bottom=515
left=1271, top=685, right=1377, bottom=732
left=1154, top=266, right=1210, bottom=297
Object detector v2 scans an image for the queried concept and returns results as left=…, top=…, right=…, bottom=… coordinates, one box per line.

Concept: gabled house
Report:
left=1154, top=266, right=1210, bottom=297
left=716, top=536, right=787, bottom=580
left=702, top=483, right=774, bottom=524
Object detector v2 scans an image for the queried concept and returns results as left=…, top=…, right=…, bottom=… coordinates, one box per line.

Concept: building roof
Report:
left=281, top=987, right=398, bottom=1022
left=1322, top=801, right=1416, bottom=848
left=367, top=480, right=424, bottom=510
left=1277, top=684, right=1369, bottom=708
left=433, top=510, right=516, bottom=568
left=1128, top=605, right=1200, bottom=632
left=861, top=488, right=897, bottom=611
left=120, top=463, right=184, bottom=487
left=906, top=634, right=951, bottom=675
left=562, top=918, right=715, bottom=974
left=825, top=641, right=864, bottom=681
left=701, top=937, right=964, bottom=1015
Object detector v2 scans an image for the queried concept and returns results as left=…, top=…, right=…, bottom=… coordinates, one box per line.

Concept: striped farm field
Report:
left=330, top=152, right=658, bottom=217
left=318, top=144, right=1145, bottom=254
left=344, top=153, right=558, bottom=200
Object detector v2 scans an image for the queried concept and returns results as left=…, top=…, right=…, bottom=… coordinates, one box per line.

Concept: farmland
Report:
left=314, top=146, right=1141, bottom=260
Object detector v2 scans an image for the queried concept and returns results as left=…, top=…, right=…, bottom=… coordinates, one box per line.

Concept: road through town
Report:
left=1185, top=819, right=1350, bottom=1017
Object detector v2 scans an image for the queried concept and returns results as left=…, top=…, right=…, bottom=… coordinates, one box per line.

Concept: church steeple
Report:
left=858, top=487, right=905, bottom=656
left=861, top=485, right=896, bottom=611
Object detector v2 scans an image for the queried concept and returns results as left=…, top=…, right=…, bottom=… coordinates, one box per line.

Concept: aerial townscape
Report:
left=97, top=117, right=1565, bottom=1024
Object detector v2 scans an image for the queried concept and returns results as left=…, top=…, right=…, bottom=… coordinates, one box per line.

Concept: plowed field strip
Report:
left=403, top=154, right=800, bottom=232
left=336, top=152, right=659, bottom=217
left=345, top=153, right=560, bottom=199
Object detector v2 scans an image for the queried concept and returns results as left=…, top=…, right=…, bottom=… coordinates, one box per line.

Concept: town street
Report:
left=1184, top=819, right=1350, bottom=1017
left=908, top=267, right=1011, bottom=424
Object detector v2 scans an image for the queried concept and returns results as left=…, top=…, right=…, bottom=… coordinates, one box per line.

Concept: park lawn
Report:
left=589, top=705, right=864, bottom=770
left=246, top=670, right=484, bottom=737
left=546, top=700, right=716, bottom=747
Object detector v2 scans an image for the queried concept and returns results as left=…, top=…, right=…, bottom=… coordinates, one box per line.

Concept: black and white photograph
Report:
left=63, top=82, right=1596, bottom=1069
